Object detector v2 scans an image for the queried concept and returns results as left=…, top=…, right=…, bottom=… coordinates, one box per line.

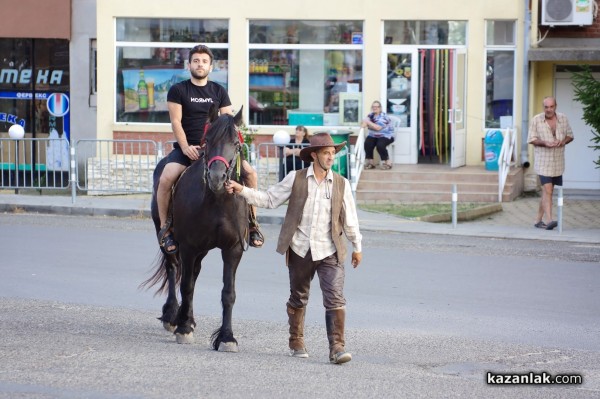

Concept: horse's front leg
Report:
left=174, top=250, right=205, bottom=344
left=211, top=248, right=243, bottom=352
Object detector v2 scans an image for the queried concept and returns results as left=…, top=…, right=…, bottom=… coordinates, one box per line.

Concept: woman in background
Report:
left=361, top=100, right=394, bottom=170
left=284, top=125, right=310, bottom=174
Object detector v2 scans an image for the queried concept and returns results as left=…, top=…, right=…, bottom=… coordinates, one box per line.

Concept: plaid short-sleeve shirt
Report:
left=527, top=112, right=573, bottom=177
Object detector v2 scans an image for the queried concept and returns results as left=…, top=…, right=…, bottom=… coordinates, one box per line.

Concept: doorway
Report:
left=555, top=68, right=600, bottom=190
left=383, top=47, right=466, bottom=167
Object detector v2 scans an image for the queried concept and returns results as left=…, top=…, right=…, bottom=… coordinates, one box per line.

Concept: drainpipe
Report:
left=521, top=0, right=531, bottom=168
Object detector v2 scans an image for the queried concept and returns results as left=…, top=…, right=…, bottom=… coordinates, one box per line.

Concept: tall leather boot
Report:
left=325, top=308, right=351, bottom=364
left=287, top=304, right=308, bottom=358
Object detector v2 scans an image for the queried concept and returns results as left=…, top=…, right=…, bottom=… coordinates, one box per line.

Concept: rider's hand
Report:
left=183, top=145, right=200, bottom=160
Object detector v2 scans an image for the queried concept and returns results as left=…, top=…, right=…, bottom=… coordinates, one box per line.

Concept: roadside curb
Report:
left=415, top=203, right=504, bottom=223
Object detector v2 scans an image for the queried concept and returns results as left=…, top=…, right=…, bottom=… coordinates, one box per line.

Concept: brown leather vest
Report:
left=276, top=168, right=347, bottom=263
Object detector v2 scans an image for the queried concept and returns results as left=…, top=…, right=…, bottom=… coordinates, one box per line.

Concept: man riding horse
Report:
left=156, top=44, right=264, bottom=254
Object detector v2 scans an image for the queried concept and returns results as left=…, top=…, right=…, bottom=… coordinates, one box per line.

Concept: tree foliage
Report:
left=571, top=66, right=600, bottom=168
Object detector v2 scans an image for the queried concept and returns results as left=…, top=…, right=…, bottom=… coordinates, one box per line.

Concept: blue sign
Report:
left=47, top=93, right=70, bottom=117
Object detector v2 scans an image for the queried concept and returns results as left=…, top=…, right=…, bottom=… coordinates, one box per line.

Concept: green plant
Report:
left=571, top=66, right=600, bottom=168
left=238, top=122, right=256, bottom=160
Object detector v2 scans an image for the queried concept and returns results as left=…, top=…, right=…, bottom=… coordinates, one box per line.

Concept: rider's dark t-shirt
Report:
left=167, top=80, right=232, bottom=147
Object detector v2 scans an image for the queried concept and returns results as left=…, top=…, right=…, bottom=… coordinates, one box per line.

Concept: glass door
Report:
left=450, top=48, right=467, bottom=168
left=382, top=47, right=419, bottom=164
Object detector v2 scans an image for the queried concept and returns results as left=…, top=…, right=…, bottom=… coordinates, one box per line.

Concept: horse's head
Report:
left=204, top=104, right=244, bottom=194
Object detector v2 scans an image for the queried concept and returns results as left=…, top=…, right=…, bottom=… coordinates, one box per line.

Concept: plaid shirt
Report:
left=240, top=165, right=362, bottom=261
left=527, top=112, right=573, bottom=177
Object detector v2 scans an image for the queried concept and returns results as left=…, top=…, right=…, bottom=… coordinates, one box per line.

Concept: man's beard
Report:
left=190, top=68, right=209, bottom=80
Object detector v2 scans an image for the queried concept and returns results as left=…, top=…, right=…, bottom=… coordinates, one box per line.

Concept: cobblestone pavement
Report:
left=473, top=196, right=600, bottom=229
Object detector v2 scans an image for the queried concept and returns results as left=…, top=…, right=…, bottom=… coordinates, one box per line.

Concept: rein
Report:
left=201, top=120, right=248, bottom=252
left=202, top=121, right=244, bottom=181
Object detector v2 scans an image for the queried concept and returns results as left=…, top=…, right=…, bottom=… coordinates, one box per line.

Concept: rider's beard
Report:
left=190, top=68, right=209, bottom=80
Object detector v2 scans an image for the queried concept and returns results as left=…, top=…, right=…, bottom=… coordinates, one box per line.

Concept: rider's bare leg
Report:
left=157, top=162, right=186, bottom=251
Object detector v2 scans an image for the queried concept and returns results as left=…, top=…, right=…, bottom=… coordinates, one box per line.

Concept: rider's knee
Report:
left=242, top=161, right=257, bottom=187
left=159, top=168, right=180, bottom=190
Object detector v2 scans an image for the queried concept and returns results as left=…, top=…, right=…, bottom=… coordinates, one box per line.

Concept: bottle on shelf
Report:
left=137, top=70, right=148, bottom=111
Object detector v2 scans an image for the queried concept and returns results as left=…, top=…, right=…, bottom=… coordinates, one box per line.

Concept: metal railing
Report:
left=497, top=127, right=518, bottom=202
left=349, top=127, right=366, bottom=195
left=2, top=136, right=360, bottom=200
left=0, top=137, right=70, bottom=190
left=75, top=139, right=159, bottom=195
left=255, top=142, right=352, bottom=192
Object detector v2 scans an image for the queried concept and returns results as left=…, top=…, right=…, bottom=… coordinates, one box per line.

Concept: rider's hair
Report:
left=189, top=45, right=214, bottom=64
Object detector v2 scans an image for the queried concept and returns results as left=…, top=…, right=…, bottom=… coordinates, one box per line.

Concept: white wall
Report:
left=556, top=73, right=600, bottom=190
left=70, top=0, right=97, bottom=141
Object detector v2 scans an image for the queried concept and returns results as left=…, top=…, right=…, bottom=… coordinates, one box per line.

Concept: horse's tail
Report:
left=139, top=250, right=181, bottom=296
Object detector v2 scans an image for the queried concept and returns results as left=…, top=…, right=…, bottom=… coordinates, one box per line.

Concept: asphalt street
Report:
left=1, top=214, right=599, bottom=398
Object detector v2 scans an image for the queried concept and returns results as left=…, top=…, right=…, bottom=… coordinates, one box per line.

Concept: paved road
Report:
left=1, top=214, right=599, bottom=398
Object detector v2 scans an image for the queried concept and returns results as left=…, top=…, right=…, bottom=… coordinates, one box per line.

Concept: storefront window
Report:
left=117, top=18, right=228, bottom=43
left=249, top=20, right=363, bottom=127
left=115, top=18, right=228, bottom=124
left=384, top=21, right=467, bottom=45
left=0, top=38, right=69, bottom=136
left=485, top=21, right=516, bottom=128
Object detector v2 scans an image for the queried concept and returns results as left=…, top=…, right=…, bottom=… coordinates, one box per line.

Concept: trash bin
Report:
left=329, top=130, right=350, bottom=179
left=484, top=129, right=504, bottom=171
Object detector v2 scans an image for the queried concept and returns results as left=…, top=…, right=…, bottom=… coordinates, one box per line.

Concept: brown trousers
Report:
left=287, top=248, right=346, bottom=310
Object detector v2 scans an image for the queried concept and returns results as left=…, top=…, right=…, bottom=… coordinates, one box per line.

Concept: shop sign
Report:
left=0, top=69, right=65, bottom=85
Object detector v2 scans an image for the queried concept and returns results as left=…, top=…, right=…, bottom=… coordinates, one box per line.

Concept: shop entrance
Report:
left=383, top=47, right=466, bottom=167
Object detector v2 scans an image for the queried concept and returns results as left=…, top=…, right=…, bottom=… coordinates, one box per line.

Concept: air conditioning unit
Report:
left=541, top=0, right=594, bottom=26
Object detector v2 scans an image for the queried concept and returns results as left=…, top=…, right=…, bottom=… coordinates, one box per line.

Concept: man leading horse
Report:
left=225, top=132, right=363, bottom=364
left=156, top=44, right=264, bottom=254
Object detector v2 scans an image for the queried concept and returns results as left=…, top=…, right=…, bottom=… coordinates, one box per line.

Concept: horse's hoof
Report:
left=218, top=342, right=238, bottom=352
left=162, top=321, right=176, bottom=333
left=175, top=332, right=194, bottom=344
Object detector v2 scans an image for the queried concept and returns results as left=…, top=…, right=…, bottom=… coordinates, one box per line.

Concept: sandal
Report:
left=364, top=163, right=375, bottom=170
left=249, top=226, right=265, bottom=248
left=534, top=221, right=547, bottom=229
left=158, top=225, right=178, bottom=254
left=380, top=163, right=392, bottom=170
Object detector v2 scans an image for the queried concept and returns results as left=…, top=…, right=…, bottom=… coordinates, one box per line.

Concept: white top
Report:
left=240, top=164, right=362, bottom=261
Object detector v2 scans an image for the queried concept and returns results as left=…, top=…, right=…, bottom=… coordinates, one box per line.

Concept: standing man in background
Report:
left=528, top=96, right=574, bottom=230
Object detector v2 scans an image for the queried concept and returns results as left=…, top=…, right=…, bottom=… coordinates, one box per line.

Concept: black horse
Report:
left=142, top=105, right=248, bottom=352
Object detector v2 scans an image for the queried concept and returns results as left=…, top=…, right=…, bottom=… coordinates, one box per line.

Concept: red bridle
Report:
left=202, top=122, right=244, bottom=170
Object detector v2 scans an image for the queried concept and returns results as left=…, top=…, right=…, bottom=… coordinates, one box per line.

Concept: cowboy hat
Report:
left=299, top=132, right=346, bottom=163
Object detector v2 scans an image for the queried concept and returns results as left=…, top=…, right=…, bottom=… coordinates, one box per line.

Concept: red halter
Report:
left=203, top=122, right=244, bottom=170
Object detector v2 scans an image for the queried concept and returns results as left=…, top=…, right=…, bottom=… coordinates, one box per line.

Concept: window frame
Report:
left=483, top=20, right=517, bottom=130
left=113, top=18, right=229, bottom=125
left=247, top=20, right=364, bottom=128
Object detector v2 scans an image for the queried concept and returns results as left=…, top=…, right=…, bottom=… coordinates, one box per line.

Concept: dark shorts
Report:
left=165, top=147, right=192, bottom=167
left=539, top=175, right=562, bottom=186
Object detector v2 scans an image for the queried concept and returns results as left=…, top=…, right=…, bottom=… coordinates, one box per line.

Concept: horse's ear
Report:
left=234, top=105, right=243, bottom=126
left=208, top=104, right=219, bottom=123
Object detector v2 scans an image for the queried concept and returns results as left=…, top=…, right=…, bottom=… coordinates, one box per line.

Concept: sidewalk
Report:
left=0, top=190, right=599, bottom=244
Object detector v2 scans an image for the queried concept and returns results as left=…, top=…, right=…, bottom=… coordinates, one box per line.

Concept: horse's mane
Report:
left=205, top=113, right=236, bottom=146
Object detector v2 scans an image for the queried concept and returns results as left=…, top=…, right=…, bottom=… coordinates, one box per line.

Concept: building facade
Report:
left=91, top=1, right=597, bottom=191
left=0, top=0, right=97, bottom=145
left=528, top=0, right=600, bottom=190
left=97, top=0, right=527, bottom=170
